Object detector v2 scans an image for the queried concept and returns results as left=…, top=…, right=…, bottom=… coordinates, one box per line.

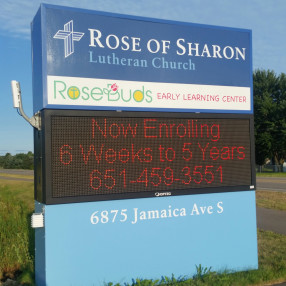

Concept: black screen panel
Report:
left=50, top=115, right=252, bottom=198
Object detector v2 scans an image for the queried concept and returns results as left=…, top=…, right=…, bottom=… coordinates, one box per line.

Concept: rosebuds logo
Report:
left=53, top=80, right=153, bottom=104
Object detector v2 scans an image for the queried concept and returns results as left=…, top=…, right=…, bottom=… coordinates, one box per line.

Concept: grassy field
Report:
left=0, top=174, right=286, bottom=285
left=256, top=172, right=286, bottom=177
left=256, top=191, right=286, bottom=211
left=0, top=180, right=34, bottom=284
left=256, top=171, right=286, bottom=211
left=0, top=173, right=34, bottom=180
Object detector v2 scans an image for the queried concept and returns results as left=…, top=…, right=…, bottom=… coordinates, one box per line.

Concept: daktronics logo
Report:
left=155, top=192, right=172, bottom=197
left=53, top=80, right=153, bottom=103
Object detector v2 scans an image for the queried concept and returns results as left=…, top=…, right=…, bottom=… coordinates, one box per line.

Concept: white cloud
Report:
left=1, top=0, right=285, bottom=38
left=0, top=0, right=263, bottom=37
left=0, top=1, right=39, bottom=38
left=0, top=0, right=156, bottom=38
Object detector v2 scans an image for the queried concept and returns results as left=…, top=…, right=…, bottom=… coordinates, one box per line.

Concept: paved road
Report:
left=256, top=176, right=286, bottom=235
left=0, top=175, right=33, bottom=182
left=256, top=176, right=286, bottom=237
left=0, top=169, right=33, bottom=182
left=256, top=176, right=286, bottom=192
left=0, top=169, right=33, bottom=176
left=257, top=207, right=286, bottom=235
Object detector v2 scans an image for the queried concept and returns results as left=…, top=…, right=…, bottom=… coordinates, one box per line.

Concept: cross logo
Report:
left=53, top=20, right=84, bottom=58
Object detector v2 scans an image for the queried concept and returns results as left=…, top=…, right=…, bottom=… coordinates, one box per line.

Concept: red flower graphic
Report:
left=111, top=83, right=118, bottom=91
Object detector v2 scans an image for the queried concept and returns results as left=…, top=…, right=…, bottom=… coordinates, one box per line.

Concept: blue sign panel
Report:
left=32, top=4, right=252, bottom=113
left=35, top=191, right=258, bottom=285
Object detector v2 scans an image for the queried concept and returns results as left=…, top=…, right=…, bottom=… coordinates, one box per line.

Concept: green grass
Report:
left=256, top=190, right=286, bottom=211
left=1, top=176, right=286, bottom=285
left=0, top=180, right=34, bottom=284
left=256, top=172, right=286, bottom=177
left=0, top=179, right=34, bottom=210
left=0, top=173, right=34, bottom=180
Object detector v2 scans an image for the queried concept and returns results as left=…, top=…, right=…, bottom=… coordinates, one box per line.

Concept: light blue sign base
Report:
left=35, top=191, right=258, bottom=285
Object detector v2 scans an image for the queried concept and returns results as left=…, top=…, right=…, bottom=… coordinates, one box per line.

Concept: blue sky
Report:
left=0, top=0, right=286, bottom=155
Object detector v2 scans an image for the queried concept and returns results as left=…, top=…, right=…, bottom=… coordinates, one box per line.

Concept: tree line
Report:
left=0, top=69, right=285, bottom=169
left=254, top=69, right=286, bottom=166
left=0, top=152, right=34, bottom=170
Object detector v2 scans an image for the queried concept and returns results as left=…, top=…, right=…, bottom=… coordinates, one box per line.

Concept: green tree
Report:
left=2, top=153, right=14, bottom=169
left=0, top=152, right=34, bottom=169
left=273, top=73, right=286, bottom=163
left=253, top=69, right=286, bottom=165
left=22, top=151, right=34, bottom=170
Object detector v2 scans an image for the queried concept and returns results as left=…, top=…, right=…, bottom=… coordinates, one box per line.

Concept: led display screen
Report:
left=34, top=110, right=255, bottom=204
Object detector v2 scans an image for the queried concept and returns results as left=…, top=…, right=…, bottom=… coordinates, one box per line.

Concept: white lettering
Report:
left=162, top=40, right=171, bottom=54
left=88, top=29, right=246, bottom=61
left=217, top=201, right=224, bottom=213
left=147, top=39, right=160, bottom=53
left=201, top=44, right=211, bottom=57
left=89, top=29, right=142, bottom=51
left=106, top=34, right=120, bottom=50
left=176, top=38, right=186, bottom=55
left=188, top=43, right=200, bottom=56
left=121, top=36, right=130, bottom=51
left=223, top=46, right=234, bottom=60
left=132, top=37, right=141, bottom=52
left=191, top=203, right=200, bottom=215
left=235, top=47, right=246, bottom=60
left=212, top=45, right=223, bottom=58
left=88, top=29, right=104, bottom=48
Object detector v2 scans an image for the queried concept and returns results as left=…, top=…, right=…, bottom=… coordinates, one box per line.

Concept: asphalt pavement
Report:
left=256, top=207, right=286, bottom=235
left=0, top=169, right=33, bottom=176
left=256, top=176, right=286, bottom=192
left=256, top=176, right=286, bottom=235
left=0, top=169, right=34, bottom=182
